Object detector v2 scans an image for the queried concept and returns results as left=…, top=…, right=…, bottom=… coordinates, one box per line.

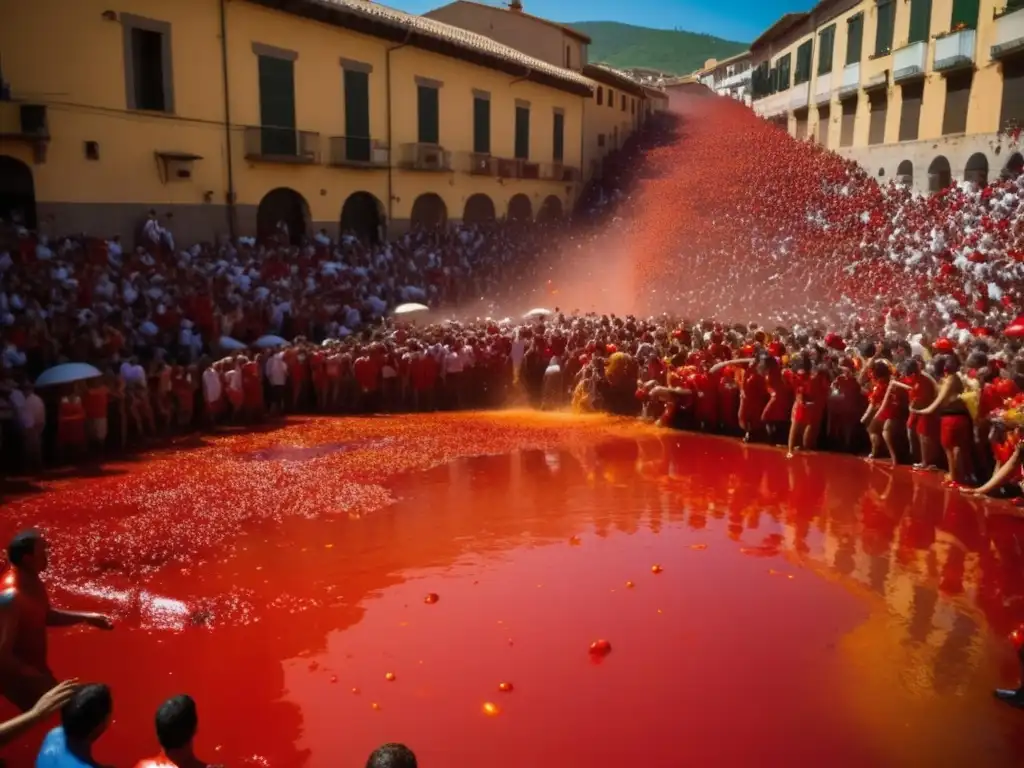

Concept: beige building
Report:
left=750, top=0, right=1024, bottom=193
left=696, top=51, right=753, bottom=104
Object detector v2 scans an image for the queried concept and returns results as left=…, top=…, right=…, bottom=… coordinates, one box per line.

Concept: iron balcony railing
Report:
left=328, top=136, right=389, bottom=168
left=243, top=126, right=319, bottom=163
left=398, top=142, right=452, bottom=171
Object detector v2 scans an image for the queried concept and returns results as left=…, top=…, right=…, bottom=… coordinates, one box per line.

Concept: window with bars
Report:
left=818, top=24, right=835, bottom=75
left=846, top=13, right=864, bottom=66
left=795, top=40, right=813, bottom=84
left=874, top=0, right=895, bottom=57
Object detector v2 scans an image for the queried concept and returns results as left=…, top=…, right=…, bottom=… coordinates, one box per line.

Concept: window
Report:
left=417, top=84, right=439, bottom=144
left=950, top=0, right=980, bottom=29
left=514, top=105, right=529, bottom=160
left=817, top=104, right=831, bottom=147
left=565, top=45, right=571, bottom=68
left=608, top=88, right=614, bottom=108
left=258, top=54, right=297, bottom=155
left=868, top=90, right=887, bottom=144
left=343, top=68, right=371, bottom=162
left=597, top=86, right=603, bottom=105
left=598, top=133, right=605, bottom=147
left=908, top=0, right=932, bottom=44
left=1001, top=59, right=1024, bottom=133
left=777, top=53, right=791, bottom=92
left=846, top=13, right=864, bottom=66
left=553, top=111, right=564, bottom=162
left=840, top=97, right=857, bottom=147
left=794, top=40, right=812, bottom=85
left=621, top=94, right=626, bottom=111
left=818, top=24, right=835, bottom=75
left=123, top=16, right=173, bottom=113
left=899, top=82, right=923, bottom=141
left=473, top=95, right=490, bottom=154
left=942, top=71, right=972, bottom=135
left=631, top=98, right=635, bottom=115
left=874, top=0, right=895, bottom=57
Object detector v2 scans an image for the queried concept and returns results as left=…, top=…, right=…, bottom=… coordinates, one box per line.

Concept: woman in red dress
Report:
left=890, top=360, right=939, bottom=469
left=761, top=355, right=793, bottom=446
left=862, top=359, right=905, bottom=465
left=787, top=353, right=830, bottom=458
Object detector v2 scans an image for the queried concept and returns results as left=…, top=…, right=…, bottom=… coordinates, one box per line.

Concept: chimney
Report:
left=509, top=0, right=523, bottom=11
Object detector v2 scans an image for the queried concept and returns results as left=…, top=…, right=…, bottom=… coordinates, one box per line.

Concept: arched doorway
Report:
left=927, top=156, right=951, bottom=194
left=964, top=152, right=988, bottom=187
left=410, top=193, right=447, bottom=229
left=896, top=159, right=913, bottom=187
left=462, top=193, right=495, bottom=225
left=537, top=195, right=563, bottom=222
left=257, top=187, right=309, bottom=245
left=507, top=194, right=532, bottom=223
left=1004, top=152, right=1024, bottom=179
left=340, top=191, right=384, bottom=243
left=0, top=155, right=37, bottom=230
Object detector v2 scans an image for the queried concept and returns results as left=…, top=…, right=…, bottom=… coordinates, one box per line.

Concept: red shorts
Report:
left=910, top=412, right=939, bottom=439
left=940, top=414, right=972, bottom=451
left=793, top=401, right=822, bottom=426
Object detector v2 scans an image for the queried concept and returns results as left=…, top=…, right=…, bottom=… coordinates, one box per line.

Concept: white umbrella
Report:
left=394, top=302, right=429, bottom=315
left=254, top=334, right=288, bottom=349
left=35, top=363, right=102, bottom=388
left=218, top=336, right=246, bottom=351
left=523, top=308, right=553, bottom=319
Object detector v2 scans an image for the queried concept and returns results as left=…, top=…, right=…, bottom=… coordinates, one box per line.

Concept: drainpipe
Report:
left=219, top=0, right=237, bottom=239
left=386, top=29, right=414, bottom=234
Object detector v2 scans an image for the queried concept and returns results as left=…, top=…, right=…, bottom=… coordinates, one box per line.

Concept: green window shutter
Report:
left=417, top=85, right=439, bottom=144
left=1007, top=0, right=1024, bottom=11
left=473, top=97, right=490, bottom=154
left=343, top=69, right=370, bottom=162
left=846, top=14, right=864, bottom=65
left=950, top=0, right=980, bottom=28
left=874, top=1, right=895, bottom=56
left=796, top=41, right=812, bottom=83
left=258, top=55, right=296, bottom=155
left=514, top=106, right=529, bottom=159
left=778, top=54, right=791, bottom=91
left=553, top=111, right=565, bottom=162
left=818, top=25, right=835, bottom=74
left=908, top=0, right=932, bottom=44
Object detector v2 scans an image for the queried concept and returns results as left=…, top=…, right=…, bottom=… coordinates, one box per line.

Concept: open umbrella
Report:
left=218, top=336, right=246, bottom=351
left=254, top=334, right=288, bottom=349
left=1004, top=315, right=1024, bottom=339
left=523, top=308, right=553, bottom=319
left=394, top=303, right=429, bottom=315
left=35, top=363, right=102, bottom=388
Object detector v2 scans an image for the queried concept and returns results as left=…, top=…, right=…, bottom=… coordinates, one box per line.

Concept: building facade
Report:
left=695, top=51, right=753, bottom=104
left=0, top=0, right=590, bottom=243
left=581, top=65, right=648, bottom=180
left=750, top=0, right=1024, bottom=193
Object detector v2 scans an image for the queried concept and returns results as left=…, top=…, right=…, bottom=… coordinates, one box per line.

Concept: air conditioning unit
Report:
left=416, top=145, right=444, bottom=170
left=371, top=147, right=389, bottom=164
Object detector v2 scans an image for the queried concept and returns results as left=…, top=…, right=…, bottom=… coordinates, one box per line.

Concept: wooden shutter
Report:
left=908, top=0, right=932, bottom=44
left=840, top=97, right=857, bottom=147
left=818, top=25, right=835, bottom=74
left=868, top=90, right=887, bottom=144
left=258, top=55, right=296, bottom=156
left=950, top=0, right=980, bottom=28
left=778, top=54, right=791, bottom=91
left=942, top=72, right=972, bottom=135
left=553, top=111, right=565, bottom=162
left=817, top=105, right=831, bottom=147
left=473, top=97, right=490, bottom=154
left=343, top=69, right=371, bottom=162
left=899, top=81, right=923, bottom=141
left=1000, top=59, right=1024, bottom=132
left=514, top=106, right=529, bottom=159
left=846, top=14, right=864, bottom=66
left=417, top=85, right=439, bottom=144
left=796, top=41, right=812, bottom=84
left=874, top=0, right=895, bottom=56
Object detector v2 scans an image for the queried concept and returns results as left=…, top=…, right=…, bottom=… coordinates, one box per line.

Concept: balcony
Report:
left=398, top=142, right=452, bottom=172
left=789, top=81, right=810, bottom=111
left=839, top=63, right=860, bottom=97
left=454, top=151, right=497, bottom=175
left=813, top=72, right=831, bottom=105
left=243, top=127, right=319, bottom=164
left=327, top=136, right=389, bottom=168
left=934, top=28, right=976, bottom=72
left=992, top=7, right=1024, bottom=60
left=892, top=41, right=928, bottom=82
left=0, top=101, right=50, bottom=162
left=752, top=90, right=789, bottom=118
left=540, top=162, right=581, bottom=182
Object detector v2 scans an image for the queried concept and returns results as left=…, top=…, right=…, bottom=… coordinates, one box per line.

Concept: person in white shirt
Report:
left=10, top=383, right=44, bottom=468
left=201, top=365, right=223, bottom=426
left=266, top=353, right=288, bottom=414
left=444, top=347, right=464, bottom=410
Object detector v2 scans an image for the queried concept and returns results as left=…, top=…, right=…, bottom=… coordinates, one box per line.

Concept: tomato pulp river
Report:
left=3, top=411, right=1024, bottom=767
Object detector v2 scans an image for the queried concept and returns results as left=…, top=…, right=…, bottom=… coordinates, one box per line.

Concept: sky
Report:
left=391, top=0, right=815, bottom=43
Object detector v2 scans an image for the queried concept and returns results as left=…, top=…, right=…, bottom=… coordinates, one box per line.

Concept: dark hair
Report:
left=366, top=743, right=418, bottom=768
left=155, top=695, right=198, bottom=750
left=62, top=684, right=112, bottom=741
left=7, top=529, right=41, bottom=566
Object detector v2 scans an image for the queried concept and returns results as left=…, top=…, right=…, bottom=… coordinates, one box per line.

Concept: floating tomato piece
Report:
left=424, top=593, right=439, bottom=604
left=651, top=564, right=663, bottom=574
left=482, top=702, right=501, bottom=716
left=498, top=681, right=514, bottom=693
left=589, top=639, right=612, bottom=656
left=385, top=672, right=396, bottom=682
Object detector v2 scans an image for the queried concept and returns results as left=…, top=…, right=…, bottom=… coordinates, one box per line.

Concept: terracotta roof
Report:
left=430, top=1, right=592, bottom=43
left=247, top=0, right=594, bottom=96
left=750, top=12, right=808, bottom=51
left=582, top=63, right=646, bottom=98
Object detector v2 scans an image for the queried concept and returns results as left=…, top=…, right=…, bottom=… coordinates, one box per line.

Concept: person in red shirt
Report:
left=83, top=381, right=109, bottom=453
left=353, top=350, right=381, bottom=413
left=787, top=354, right=830, bottom=458
left=862, top=360, right=903, bottom=465
left=57, top=390, right=87, bottom=463
left=133, top=694, right=220, bottom=768
left=310, top=350, right=328, bottom=411
left=890, top=360, right=939, bottom=469
left=241, top=358, right=263, bottom=422
left=761, top=355, right=793, bottom=446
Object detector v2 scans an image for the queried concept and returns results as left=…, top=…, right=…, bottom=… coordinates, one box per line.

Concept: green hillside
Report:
left=569, top=21, right=747, bottom=75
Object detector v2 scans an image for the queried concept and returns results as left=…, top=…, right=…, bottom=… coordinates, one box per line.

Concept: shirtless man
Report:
left=0, top=530, right=114, bottom=711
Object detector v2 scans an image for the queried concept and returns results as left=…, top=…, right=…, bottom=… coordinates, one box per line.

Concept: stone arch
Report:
left=340, top=191, right=385, bottom=244
left=537, top=195, right=563, bottom=223
left=927, top=155, right=952, bottom=194
left=896, top=159, right=913, bottom=187
left=1003, top=152, right=1024, bottom=179
left=257, top=187, right=309, bottom=245
left=462, top=193, right=496, bottom=225
left=0, top=155, right=37, bottom=230
left=410, top=192, right=447, bottom=229
left=507, top=193, right=532, bottom=222
left=964, top=152, right=988, bottom=187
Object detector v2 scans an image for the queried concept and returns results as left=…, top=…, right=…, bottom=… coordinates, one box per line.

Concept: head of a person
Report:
left=62, top=684, right=113, bottom=745
left=7, top=529, right=47, bottom=573
left=155, top=694, right=199, bottom=753
left=366, top=743, right=417, bottom=768
left=871, top=360, right=891, bottom=381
